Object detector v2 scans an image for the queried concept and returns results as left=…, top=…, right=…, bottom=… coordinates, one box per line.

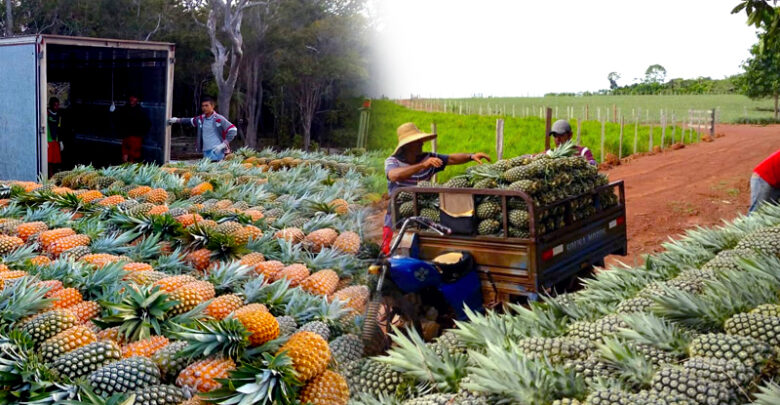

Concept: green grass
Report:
left=406, top=94, right=777, bottom=124
left=368, top=101, right=694, bottom=182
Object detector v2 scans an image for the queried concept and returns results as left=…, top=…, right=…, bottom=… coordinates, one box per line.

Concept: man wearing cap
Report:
left=382, top=122, right=490, bottom=254
left=549, top=119, right=597, bottom=166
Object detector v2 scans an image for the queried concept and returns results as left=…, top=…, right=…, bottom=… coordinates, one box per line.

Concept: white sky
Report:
left=369, top=0, right=760, bottom=98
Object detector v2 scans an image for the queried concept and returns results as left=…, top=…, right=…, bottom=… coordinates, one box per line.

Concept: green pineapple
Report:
left=420, top=208, right=440, bottom=223
left=689, top=333, right=773, bottom=369
left=751, top=304, right=780, bottom=317
left=22, top=309, right=79, bottom=346
left=508, top=209, right=529, bottom=228
left=649, top=366, right=736, bottom=405
left=507, top=179, right=541, bottom=194
left=443, top=176, right=470, bottom=188
left=682, top=357, right=755, bottom=388
left=276, top=316, right=298, bottom=336
left=401, top=394, right=455, bottom=405
left=131, top=384, right=186, bottom=405
left=566, top=315, right=627, bottom=340
left=724, top=312, right=780, bottom=346
left=398, top=201, right=415, bottom=218
left=476, top=200, right=501, bottom=220
left=329, top=334, right=364, bottom=370
left=51, top=340, right=123, bottom=380
left=151, top=340, right=193, bottom=381
left=477, top=219, right=500, bottom=235
left=297, top=320, right=330, bottom=341
left=516, top=337, right=593, bottom=364
left=343, top=358, right=411, bottom=398
left=88, top=356, right=162, bottom=396
left=734, top=225, right=780, bottom=255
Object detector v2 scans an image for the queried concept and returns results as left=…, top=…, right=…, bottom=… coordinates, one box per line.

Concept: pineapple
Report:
left=182, top=280, right=216, bottom=301
left=274, top=263, right=310, bottom=286
left=477, top=219, right=500, bottom=235
left=77, top=190, right=104, bottom=203
left=649, top=366, right=735, bottom=404
left=206, top=294, right=244, bottom=320
left=167, top=287, right=204, bottom=316
left=51, top=340, right=123, bottom=379
left=328, top=198, right=350, bottom=215
left=567, top=315, right=627, bottom=340
left=145, top=188, right=169, bottom=204
left=332, top=285, right=370, bottom=314
left=175, top=213, right=204, bottom=227
left=682, top=357, right=756, bottom=388
left=332, top=231, right=361, bottom=255
left=516, top=337, right=593, bottom=364
left=277, top=331, right=331, bottom=382
left=301, top=269, right=340, bottom=296
left=187, top=249, right=213, bottom=271
left=236, top=306, right=279, bottom=346
left=232, top=303, right=269, bottom=318
left=304, top=228, right=338, bottom=252
left=476, top=200, right=501, bottom=220
left=724, top=312, right=780, bottom=347
left=152, top=340, right=193, bottom=381
left=47, top=234, right=90, bottom=256
left=254, top=260, right=285, bottom=279
left=67, top=300, right=102, bottom=324
left=131, top=384, right=186, bottom=405
left=15, top=221, right=48, bottom=242
left=275, top=227, right=305, bottom=243
left=276, top=315, right=298, bottom=336
left=38, top=325, right=97, bottom=362
left=342, top=357, right=409, bottom=398
left=0, top=235, right=23, bottom=254
left=38, top=280, right=64, bottom=297
left=29, top=255, right=52, bottom=266
left=98, top=194, right=125, bottom=206
left=751, top=304, right=780, bottom=317
left=128, top=185, right=153, bottom=198
left=238, top=252, right=265, bottom=273
left=299, top=370, right=350, bottom=405
left=122, top=335, right=170, bottom=358
left=298, top=321, right=331, bottom=341
left=401, top=394, right=455, bottom=405
left=176, top=357, right=236, bottom=393
left=329, top=333, right=364, bottom=369
left=124, top=262, right=155, bottom=272
left=22, top=309, right=80, bottom=345
left=62, top=245, right=91, bottom=261
left=148, top=205, right=170, bottom=216
left=689, top=333, right=773, bottom=369
left=734, top=225, right=780, bottom=255
left=89, top=355, right=162, bottom=396
left=155, top=275, right=198, bottom=292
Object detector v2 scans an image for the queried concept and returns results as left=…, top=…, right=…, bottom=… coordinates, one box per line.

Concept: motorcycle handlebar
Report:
left=415, top=217, right=452, bottom=235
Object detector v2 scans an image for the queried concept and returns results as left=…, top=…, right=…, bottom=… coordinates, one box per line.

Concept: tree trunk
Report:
left=775, top=93, right=778, bottom=119
left=5, top=0, right=12, bottom=36
left=243, top=55, right=262, bottom=149
left=296, top=79, right=323, bottom=152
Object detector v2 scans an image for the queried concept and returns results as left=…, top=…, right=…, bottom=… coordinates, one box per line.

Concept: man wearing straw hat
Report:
left=382, top=122, right=490, bottom=254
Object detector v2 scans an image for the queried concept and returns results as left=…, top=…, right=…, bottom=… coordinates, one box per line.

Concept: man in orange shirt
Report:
left=750, top=149, right=780, bottom=212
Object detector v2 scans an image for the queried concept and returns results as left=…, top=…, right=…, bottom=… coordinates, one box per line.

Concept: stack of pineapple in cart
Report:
left=394, top=141, right=620, bottom=236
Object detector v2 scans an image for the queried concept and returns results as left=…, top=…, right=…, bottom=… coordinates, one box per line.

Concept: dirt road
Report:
left=604, top=124, right=780, bottom=266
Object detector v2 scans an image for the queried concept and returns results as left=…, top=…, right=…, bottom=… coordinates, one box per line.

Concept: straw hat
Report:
left=394, top=122, right=437, bottom=153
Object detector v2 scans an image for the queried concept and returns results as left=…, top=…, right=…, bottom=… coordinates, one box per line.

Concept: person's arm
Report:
left=387, top=158, right=441, bottom=182
left=168, top=116, right=197, bottom=127
left=221, top=118, right=238, bottom=143
left=581, top=147, right=597, bottom=166
left=446, top=152, right=491, bottom=165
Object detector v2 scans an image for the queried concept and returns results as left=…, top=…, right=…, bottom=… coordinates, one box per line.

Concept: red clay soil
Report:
left=604, top=124, right=780, bottom=267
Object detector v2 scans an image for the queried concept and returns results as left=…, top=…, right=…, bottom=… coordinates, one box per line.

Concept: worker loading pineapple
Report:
left=381, top=122, right=491, bottom=254
left=549, top=119, right=597, bottom=166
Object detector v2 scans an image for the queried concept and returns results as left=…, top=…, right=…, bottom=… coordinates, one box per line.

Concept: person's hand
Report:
left=213, top=143, right=227, bottom=152
left=421, top=157, right=443, bottom=169
left=167, top=118, right=179, bottom=125
left=471, top=152, right=491, bottom=164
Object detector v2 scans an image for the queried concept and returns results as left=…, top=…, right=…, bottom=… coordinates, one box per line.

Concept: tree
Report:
left=736, top=37, right=780, bottom=118
left=188, top=0, right=268, bottom=118
left=644, top=64, right=667, bottom=84
left=607, top=72, right=621, bottom=90
left=733, top=0, right=780, bottom=50
left=5, top=0, right=12, bottom=36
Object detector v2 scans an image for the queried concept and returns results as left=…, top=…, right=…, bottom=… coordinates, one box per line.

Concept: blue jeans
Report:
left=749, top=173, right=780, bottom=213
left=203, top=148, right=225, bottom=162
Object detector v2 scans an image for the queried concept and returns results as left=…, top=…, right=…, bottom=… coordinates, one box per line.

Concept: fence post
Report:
left=633, top=115, right=639, bottom=154
left=459, top=103, right=463, bottom=115
left=697, top=115, right=702, bottom=143
left=649, top=124, right=654, bottom=151
left=512, top=104, right=516, bottom=118
left=586, top=104, right=589, bottom=121
left=612, top=104, right=617, bottom=123
left=660, top=112, right=666, bottom=150
left=710, top=108, right=716, bottom=137
left=600, top=119, right=606, bottom=164
left=431, top=123, right=438, bottom=183
left=671, top=112, right=676, bottom=144
left=545, top=108, right=553, bottom=151
left=496, top=119, right=505, bottom=160
left=619, top=116, right=624, bottom=160
left=576, top=119, right=582, bottom=145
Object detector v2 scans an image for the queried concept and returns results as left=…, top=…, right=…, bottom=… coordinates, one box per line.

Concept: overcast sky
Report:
left=369, top=0, right=760, bottom=98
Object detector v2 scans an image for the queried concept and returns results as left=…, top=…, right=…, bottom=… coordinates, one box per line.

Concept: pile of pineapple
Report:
left=0, top=148, right=382, bottom=405
left=349, top=202, right=780, bottom=405
left=394, top=141, right=618, bottom=237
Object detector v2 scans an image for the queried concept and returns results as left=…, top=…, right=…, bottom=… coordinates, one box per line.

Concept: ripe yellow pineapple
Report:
left=97, top=326, right=125, bottom=345
left=154, top=275, right=198, bottom=292
left=76, top=190, right=104, bottom=203
left=328, top=199, right=349, bottom=215
left=125, top=270, right=169, bottom=285
left=145, top=188, right=169, bottom=204
left=242, top=224, right=263, bottom=240
left=236, top=307, right=280, bottom=346
left=181, top=280, right=216, bottom=301
left=205, top=294, right=244, bottom=320
left=81, top=253, right=122, bottom=267
left=232, top=303, right=269, bottom=318
left=15, top=221, right=48, bottom=242
left=29, top=255, right=52, bottom=266
left=301, top=270, right=340, bottom=296
left=0, top=270, right=28, bottom=282
left=238, top=252, right=265, bottom=272
left=243, top=209, right=264, bottom=222
left=148, top=205, right=169, bottom=216
left=274, top=228, right=305, bottom=244
left=122, top=335, right=170, bottom=358
left=253, top=260, right=284, bottom=279
left=175, top=214, right=204, bottom=227
left=176, top=357, right=236, bottom=393
left=274, top=264, right=310, bottom=286
left=38, top=280, right=64, bottom=297
left=167, top=287, right=204, bottom=315
left=0, top=235, right=24, bottom=254
left=277, top=331, right=331, bottom=382
left=304, top=228, right=338, bottom=252
left=190, top=182, right=214, bottom=196
left=50, top=287, right=83, bottom=309
left=332, top=231, right=361, bottom=255
left=123, top=262, right=154, bottom=272
left=299, top=370, right=350, bottom=405
left=332, top=285, right=370, bottom=314
left=48, top=234, right=90, bottom=256
left=97, top=194, right=125, bottom=206
left=128, top=185, right=152, bottom=198
left=39, top=228, right=75, bottom=249
left=187, top=249, right=213, bottom=271
left=39, top=325, right=97, bottom=362
left=67, top=301, right=102, bottom=324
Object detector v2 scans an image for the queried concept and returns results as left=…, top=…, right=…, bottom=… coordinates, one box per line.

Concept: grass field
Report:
left=368, top=101, right=695, bottom=182
left=402, top=94, right=777, bottom=123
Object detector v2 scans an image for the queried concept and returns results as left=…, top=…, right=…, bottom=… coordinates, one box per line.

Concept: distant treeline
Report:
left=546, top=76, right=740, bottom=97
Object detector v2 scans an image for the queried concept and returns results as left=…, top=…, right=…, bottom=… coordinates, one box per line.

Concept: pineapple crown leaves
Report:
left=171, top=318, right=250, bottom=361
left=59, top=383, right=135, bottom=405
left=573, top=266, right=655, bottom=309
left=95, top=285, right=178, bottom=342
left=127, top=233, right=163, bottom=262
left=377, top=326, right=468, bottom=394
left=281, top=290, right=325, bottom=323
left=506, top=301, right=570, bottom=338
left=152, top=247, right=190, bottom=274
left=71, top=218, right=105, bottom=241
left=0, top=330, right=59, bottom=402
left=545, top=140, right=577, bottom=159
left=452, top=307, right=517, bottom=349
left=2, top=245, right=39, bottom=269
left=243, top=278, right=295, bottom=314
left=615, top=313, right=692, bottom=355
left=680, top=225, right=741, bottom=253
left=21, top=204, right=66, bottom=224
left=206, top=261, right=254, bottom=295
left=302, top=248, right=351, bottom=274
left=346, top=392, right=403, bottom=405
left=0, top=201, right=24, bottom=219
left=71, top=262, right=128, bottom=302
left=89, top=231, right=138, bottom=255
left=240, top=276, right=267, bottom=305
left=593, top=338, right=655, bottom=390
left=301, top=213, right=339, bottom=235
left=0, top=278, right=53, bottom=328
left=203, top=352, right=302, bottom=405
left=21, top=381, right=83, bottom=405
left=753, top=381, right=780, bottom=405
left=465, top=342, right=585, bottom=405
